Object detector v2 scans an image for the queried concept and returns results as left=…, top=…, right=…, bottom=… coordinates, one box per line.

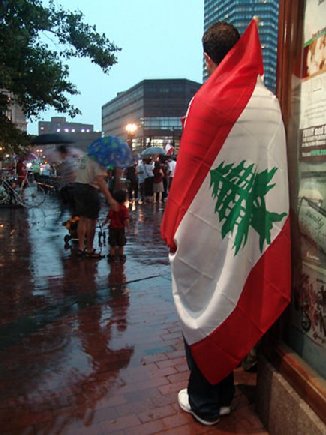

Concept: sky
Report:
left=28, top=0, right=204, bottom=134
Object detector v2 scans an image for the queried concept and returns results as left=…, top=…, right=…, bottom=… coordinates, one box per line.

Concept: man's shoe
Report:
left=219, top=405, right=232, bottom=415
left=177, top=389, right=220, bottom=426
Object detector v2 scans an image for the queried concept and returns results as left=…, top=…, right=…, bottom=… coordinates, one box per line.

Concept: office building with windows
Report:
left=1, top=90, right=27, bottom=132
left=204, top=0, right=279, bottom=91
left=37, top=117, right=101, bottom=152
left=102, top=79, right=201, bottom=152
left=38, top=117, right=94, bottom=135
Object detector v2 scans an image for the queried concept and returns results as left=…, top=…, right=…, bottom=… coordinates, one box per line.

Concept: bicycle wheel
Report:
left=22, top=182, right=46, bottom=207
left=0, top=185, right=10, bottom=205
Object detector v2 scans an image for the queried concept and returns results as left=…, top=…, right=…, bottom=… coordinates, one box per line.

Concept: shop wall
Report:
left=282, top=0, right=326, bottom=380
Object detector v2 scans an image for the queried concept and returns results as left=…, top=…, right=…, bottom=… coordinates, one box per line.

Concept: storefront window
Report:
left=285, top=0, right=326, bottom=378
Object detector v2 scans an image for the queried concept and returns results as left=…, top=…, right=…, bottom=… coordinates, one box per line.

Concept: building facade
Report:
left=37, top=117, right=100, bottom=152
left=204, top=0, right=279, bottom=91
left=9, top=101, right=27, bottom=133
left=38, top=117, right=94, bottom=135
left=102, top=79, right=201, bottom=152
left=1, top=90, right=27, bottom=132
left=256, top=0, right=325, bottom=432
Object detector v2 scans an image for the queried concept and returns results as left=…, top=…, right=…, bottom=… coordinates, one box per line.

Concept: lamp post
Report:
left=125, top=123, right=138, bottom=150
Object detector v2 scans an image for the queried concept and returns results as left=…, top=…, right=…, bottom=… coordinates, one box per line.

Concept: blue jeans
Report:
left=184, top=340, right=235, bottom=421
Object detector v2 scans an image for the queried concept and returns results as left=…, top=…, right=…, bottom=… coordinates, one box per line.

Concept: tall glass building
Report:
left=204, top=0, right=279, bottom=91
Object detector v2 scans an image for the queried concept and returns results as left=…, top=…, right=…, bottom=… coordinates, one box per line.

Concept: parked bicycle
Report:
left=0, top=172, right=46, bottom=208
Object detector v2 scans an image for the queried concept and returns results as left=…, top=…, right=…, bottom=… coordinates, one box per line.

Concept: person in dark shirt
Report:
left=16, top=157, right=27, bottom=187
left=153, top=161, right=164, bottom=203
left=56, top=145, right=78, bottom=220
left=125, top=162, right=138, bottom=202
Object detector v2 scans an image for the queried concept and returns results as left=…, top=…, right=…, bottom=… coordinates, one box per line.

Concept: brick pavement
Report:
left=0, top=198, right=268, bottom=434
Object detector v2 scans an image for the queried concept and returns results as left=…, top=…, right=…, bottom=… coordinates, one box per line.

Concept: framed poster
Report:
left=299, top=0, right=326, bottom=162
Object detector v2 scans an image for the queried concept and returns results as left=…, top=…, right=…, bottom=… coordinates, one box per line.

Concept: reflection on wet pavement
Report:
left=0, top=197, right=173, bottom=433
left=0, top=197, right=264, bottom=434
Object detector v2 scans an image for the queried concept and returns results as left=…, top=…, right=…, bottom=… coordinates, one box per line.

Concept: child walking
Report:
left=105, top=190, right=129, bottom=263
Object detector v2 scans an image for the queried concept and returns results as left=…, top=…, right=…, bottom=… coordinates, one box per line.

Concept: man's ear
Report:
left=204, top=52, right=216, bottom=75
left=204, top=52, right=211, bottom=64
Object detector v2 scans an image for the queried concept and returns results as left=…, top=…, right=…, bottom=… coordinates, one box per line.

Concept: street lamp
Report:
left=125, top=123, right=138, bottom=149
left=36, top=148, right=43, bottom=159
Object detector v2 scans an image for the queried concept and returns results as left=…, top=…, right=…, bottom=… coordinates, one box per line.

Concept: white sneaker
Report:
left=220, top=405, right=232, bottom=415
left=178, top=389, right=220, bottom=426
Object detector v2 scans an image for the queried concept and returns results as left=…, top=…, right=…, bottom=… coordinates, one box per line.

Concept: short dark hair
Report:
left=57, top=144, right=68, bottom=154
left=113, top=189, right=127, bottom=204
left=202, top=21, right=240, bottom=65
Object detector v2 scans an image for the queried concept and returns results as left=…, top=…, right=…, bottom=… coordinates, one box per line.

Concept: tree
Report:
left=0, top=0, right=120, bottom=152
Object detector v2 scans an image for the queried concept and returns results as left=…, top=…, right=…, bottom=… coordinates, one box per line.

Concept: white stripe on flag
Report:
left=170, top=78, right=288, bottom=345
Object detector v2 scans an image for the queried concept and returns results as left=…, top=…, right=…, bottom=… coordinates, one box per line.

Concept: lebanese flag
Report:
left=161, top=20, right=291, bottom=384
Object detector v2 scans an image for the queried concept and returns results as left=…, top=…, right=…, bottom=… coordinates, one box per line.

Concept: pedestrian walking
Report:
left=16, top=156, right=28, bottom=187
left=56, top=144, right=78, bottom=221
left=161, top=20, right=291, bottom=426
left=74, top=155, right=118, bottom=259
left=167, top=156, right=176, bottom=191
left=153, top=161, right=164, bottom=203
left=143, top=158, right=154, bottom=203
left=105, top=189, right=129, bottom=263
left=160, top=156, right=170, bottom=201
left=137, top=159, right=145, bottom=203
left=125, top=161, right=138, bottom=202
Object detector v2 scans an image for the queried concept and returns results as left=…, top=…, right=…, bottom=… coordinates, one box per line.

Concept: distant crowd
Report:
left=123, top=155, right=177, bottom=204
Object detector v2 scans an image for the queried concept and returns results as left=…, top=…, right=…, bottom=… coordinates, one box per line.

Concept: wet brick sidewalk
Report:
left=0, top=196, right=268, bottom=434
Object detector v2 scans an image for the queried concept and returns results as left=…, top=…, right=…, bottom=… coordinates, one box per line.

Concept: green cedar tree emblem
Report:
left=210, top=161, right=287, bottom=255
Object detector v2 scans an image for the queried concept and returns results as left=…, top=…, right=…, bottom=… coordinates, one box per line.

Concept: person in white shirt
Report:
left=167, top=157, right=177, bottom=191
left=137, top=159, right=146, bottom=203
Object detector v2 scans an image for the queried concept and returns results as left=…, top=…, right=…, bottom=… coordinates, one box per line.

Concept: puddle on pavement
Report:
left=0, top=197, right=176, bottom=432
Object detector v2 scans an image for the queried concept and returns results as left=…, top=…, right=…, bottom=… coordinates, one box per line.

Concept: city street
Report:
left=0, top=195, right=267, bottom=434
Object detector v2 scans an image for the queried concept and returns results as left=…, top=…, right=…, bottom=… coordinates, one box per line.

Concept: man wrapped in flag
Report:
left=161, top=20, right=291, bottom=425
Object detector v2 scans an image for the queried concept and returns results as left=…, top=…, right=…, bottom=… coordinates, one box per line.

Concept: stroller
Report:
left=63, top=216, right=107, bottom=251
left=63, top=216, right=79, bottom=247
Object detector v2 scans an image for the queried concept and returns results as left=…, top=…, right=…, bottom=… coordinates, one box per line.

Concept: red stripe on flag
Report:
left=191, top=217, right=291, bottom=384
left=161, top=20, right=264, bottom=251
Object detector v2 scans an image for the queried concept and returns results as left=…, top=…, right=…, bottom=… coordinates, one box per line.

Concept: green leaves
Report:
left=0, top=0, right=121, bottom=147
left=210, top=161, right=287, bottom=255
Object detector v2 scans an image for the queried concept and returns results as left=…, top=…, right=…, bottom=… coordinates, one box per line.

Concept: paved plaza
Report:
left=0, top=196, right=267, bottom=434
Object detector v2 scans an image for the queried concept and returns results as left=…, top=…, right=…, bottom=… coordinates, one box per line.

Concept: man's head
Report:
left=57, top=144, right=69, bottom=156
left=202, top=21, right=240, bottom=75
